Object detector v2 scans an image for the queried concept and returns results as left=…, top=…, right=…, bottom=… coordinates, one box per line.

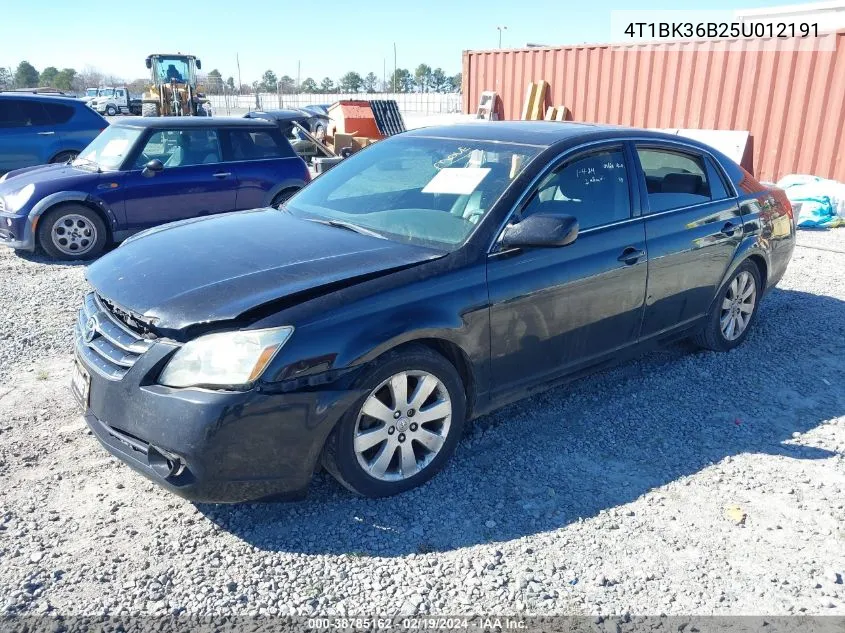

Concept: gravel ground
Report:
left=0, top=230, right=843, bottom=618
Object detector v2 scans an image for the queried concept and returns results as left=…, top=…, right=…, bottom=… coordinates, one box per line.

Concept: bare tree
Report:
left=79, top=65, right=104, bottom=89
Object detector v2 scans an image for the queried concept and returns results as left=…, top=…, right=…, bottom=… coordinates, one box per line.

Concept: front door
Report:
left=122, top=128, right=237, bottom=230
left=633, top=144, right=744, bottom=338
left=487, top=144, right=648, bottom=391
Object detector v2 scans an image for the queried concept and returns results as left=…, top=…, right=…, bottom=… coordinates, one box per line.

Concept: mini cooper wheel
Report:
left=49, top=150, right=78, bottom=164
left=694, top=260, right=762, bottom=352
left=322, top=345, right=466, bottom=497
left=38, top=204, right=107, bottom=260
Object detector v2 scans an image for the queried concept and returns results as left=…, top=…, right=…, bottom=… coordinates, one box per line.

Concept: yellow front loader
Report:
left=141, top=53, right=209, bottom=117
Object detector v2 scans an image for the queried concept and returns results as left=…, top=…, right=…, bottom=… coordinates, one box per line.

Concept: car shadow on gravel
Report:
left=198, top=288, right=844, bottom=556
left=13, top=245, right=117, bottom=266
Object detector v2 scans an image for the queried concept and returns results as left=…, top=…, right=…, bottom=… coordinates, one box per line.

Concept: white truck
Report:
left=89, top=86, right=142, bottom=116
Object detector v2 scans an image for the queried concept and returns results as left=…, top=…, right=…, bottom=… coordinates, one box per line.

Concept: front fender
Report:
left=263, top=262, right=491, bottom=407
left=21, top=191, right=120, bottom=251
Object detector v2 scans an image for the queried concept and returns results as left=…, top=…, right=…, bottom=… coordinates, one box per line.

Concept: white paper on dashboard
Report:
left=422, top=167, right=491, bottom=195
left=101, top=139, right=131, bottom=158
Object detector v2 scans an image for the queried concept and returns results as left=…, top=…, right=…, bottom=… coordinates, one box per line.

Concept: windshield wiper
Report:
left=306, top=218, right=386, bottom=239
left=72, top=157, right=101, bottom=173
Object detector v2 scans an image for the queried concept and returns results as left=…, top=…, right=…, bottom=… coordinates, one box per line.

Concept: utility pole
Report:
left=497, top=25, right=508, bottom=48
left=236, top=54, right=242, bottom=95
left=393, top=42, right=397, bottom=93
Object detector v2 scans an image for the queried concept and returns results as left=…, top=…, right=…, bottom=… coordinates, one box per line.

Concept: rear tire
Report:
left=141, top=102, right=160, bottom=117
left=49, top=151, right=78, bottom=164
left=322, top=345, right=466, bottom=498
left=693, top=260, right=762, bottom=352
left=37, top=204, right=107, bottom=261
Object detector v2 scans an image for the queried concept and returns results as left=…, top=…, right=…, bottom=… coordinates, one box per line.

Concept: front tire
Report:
left=105, top=105, right=117, bottom=117
left=322, top=345, right=466, bottom=497
left=37, top=204, right=107, bottom=260
left=694, top=260, right=762, bottom=352
left=49, top=151, right=78, bottom=164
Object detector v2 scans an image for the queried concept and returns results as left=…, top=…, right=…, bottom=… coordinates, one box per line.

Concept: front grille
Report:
left=74, top=293, right=154, bottom=380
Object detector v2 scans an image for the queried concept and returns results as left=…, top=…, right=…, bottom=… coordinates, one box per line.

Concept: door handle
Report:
left=721, top=221, right=739, bottom=236
left=617, top=247, right=645, bottom=265
left=212, top=172, right=231, bottom=178
left=37, top=131, right=55, bottom=136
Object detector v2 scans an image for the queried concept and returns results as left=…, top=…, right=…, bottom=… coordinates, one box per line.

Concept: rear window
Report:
left=226, top=129, right=294, bottom=160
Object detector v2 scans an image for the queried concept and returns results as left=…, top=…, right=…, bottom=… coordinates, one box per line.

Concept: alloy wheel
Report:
left=51, top=214, right=98, bottom=256
left=353, top=370, right=452, bottom=481
left=720, top=270, right=756, bottom=341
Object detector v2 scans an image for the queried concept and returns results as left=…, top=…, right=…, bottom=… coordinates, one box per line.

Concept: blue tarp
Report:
left=777, top=175, right=845, bottom=229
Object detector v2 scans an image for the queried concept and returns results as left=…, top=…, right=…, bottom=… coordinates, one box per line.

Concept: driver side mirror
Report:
left=142, top=159, right=164, bottom=178
left=500, top=213, right=579, bottom=249
left=196, top=59, right=202, bottom=70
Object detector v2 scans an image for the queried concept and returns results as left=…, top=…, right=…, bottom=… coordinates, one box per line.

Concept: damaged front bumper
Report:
left=74, top=293, right=363, bottom=503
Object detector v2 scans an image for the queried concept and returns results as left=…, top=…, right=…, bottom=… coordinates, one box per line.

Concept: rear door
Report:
left=633, top=143, right=743, bottom=338
left=122, top=127, right=238, bottom=230
left=0, top=99, right=60, bottom=169
left=222, top=127, right=307, bottom=208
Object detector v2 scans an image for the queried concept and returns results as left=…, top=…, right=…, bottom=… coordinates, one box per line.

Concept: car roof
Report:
left=112, top=116, right=276, bottom=129
left=0, top=92, right=85, bottom=106
left=245, top=109, right=312, bottom=122
left=403, top=121, right=703, bottom=148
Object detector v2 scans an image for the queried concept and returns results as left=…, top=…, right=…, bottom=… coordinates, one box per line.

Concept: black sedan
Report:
left=245, top=108, right=330, bottom=140
left=73, top=122, right=795, bottom=502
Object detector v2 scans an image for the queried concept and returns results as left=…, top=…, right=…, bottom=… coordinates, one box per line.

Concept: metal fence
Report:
left=206, top=92, right=462, bottom=116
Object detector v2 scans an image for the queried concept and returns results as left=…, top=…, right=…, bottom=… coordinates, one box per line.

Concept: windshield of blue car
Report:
left=284, top=136, right=541, bottom=249
left=74, top=126, right=143, bottom=171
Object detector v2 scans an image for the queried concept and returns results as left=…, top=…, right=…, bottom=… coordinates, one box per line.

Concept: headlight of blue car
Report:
left=2, top=184, right=35, bottom=213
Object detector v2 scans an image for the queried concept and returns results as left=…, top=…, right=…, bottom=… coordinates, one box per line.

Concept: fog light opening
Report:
left=147, top=446, right=186, bottom=479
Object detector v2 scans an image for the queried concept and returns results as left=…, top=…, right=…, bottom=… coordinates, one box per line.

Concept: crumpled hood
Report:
left=86, top=209, right=444, bottom=332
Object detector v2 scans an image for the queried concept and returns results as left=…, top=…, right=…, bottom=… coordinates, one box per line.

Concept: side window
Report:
left=637, top=147, right=712, bottom=213
left=0, top=100, right=50, bottom=127
left=41, top=102, right=75, bottom=125
left=0, top=100, right=27, bottom=128
left=136, top=129, right=222, bottom=168
left=521, top=147, right=631, bottom=230
left=227, top=129, right=293, bottom=160
left=18, top=101, right=51, bottom=126
left=706, top=156, right=730, bottom=200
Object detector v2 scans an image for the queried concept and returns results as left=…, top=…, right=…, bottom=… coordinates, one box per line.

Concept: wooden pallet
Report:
left=544, top=105, right=570, bottom=121
left=521, top=81, right=548, bottom=120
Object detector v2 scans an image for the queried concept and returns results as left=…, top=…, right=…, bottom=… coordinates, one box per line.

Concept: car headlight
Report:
left=158, top=326, right=294, bottom=388
left=2, top=184, right=35, bottom=212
